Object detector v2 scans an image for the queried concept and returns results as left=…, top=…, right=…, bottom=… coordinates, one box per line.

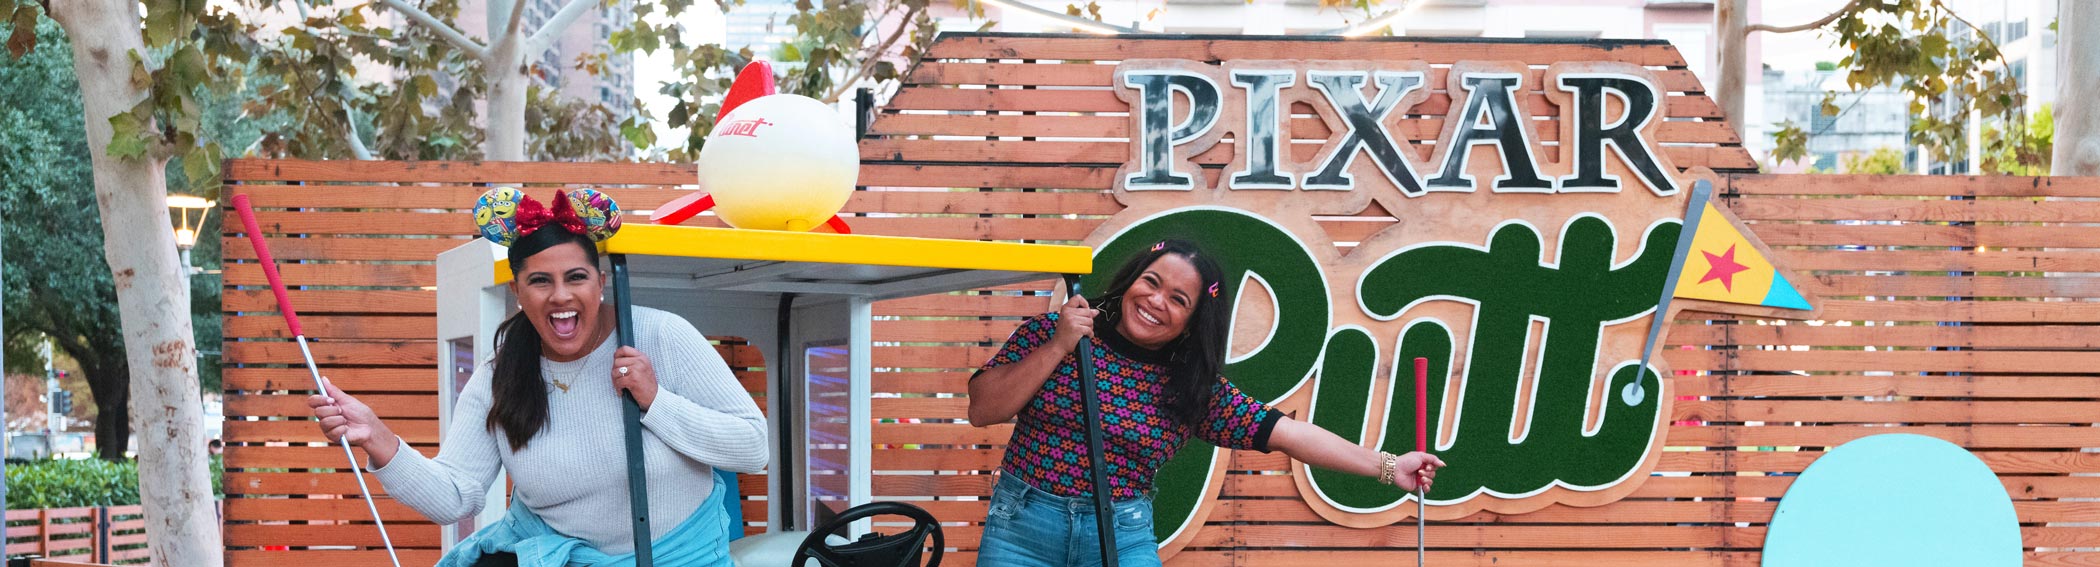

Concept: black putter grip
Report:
left=1068, top=276, right=1120, bottom=567
left=612, top=255, right=654, bottom=567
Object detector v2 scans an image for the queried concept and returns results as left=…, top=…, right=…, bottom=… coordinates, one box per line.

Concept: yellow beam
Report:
left=491, top=224, right=1091, bottom=285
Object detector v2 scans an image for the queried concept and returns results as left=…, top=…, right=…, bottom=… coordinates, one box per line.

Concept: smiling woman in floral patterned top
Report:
left=969, top=239, right=1446, bottom=567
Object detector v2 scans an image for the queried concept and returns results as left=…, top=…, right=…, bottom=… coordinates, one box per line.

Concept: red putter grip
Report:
left=231, top=195, right=303, bottom=337
left=1414, top=357, right=1429, bottom=454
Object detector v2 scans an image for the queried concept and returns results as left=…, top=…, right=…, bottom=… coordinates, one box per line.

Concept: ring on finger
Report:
left=619, top=366, right=630, bottom=376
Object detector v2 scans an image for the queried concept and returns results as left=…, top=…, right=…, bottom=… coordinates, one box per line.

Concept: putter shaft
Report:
left=303, top=337, right=402, bottom=567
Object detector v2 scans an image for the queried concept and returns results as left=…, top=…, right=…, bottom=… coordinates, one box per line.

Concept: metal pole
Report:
left=96, top=506, right=110, bottom=564
left=3, top=230, right=8, bottom=492
left=1636, top=180, right=1714, bottom=405
left=299, top=336, right=402, bottom=567
left=773, top=294, right=797, bottom=530
left=1417, top=490, right=1425, bottom=567
left=1065, top=275, right=1118, bottom=567
left=43, top=340, right=57, bottom=436
left=611, top=255, right=654, bottom=567
left=1414, top=356, right=1428, bottom=567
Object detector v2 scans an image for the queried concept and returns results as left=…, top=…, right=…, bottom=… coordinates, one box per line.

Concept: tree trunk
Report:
left=486, top=41, right=528, bottom=161
left=90, top=365, right=131, bottom=461
left=2057, top=0, right=2100, bottom=175
left=1715, top=0, right=1749, bottom=139
left=47, top=0, right=223, bottom=564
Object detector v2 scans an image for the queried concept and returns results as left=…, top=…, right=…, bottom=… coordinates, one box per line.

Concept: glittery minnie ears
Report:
left=472, top=187, right=623, bottom=247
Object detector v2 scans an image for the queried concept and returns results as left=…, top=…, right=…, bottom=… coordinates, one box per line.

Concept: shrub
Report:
left=6, top=459, right=139, bottom=509
left=4, top=455, right=224, bottom=510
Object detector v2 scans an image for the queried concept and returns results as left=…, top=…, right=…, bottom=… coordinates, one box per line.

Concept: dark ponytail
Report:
left=1091, top=239, right=1230, bottom=427
left=486, top=228, right=600, bottom=451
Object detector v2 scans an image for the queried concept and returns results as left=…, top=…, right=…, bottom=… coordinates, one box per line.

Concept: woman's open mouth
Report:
left=550, top=310, right=580, bottom=339
left=1135, top=307, right=1163, bottom=327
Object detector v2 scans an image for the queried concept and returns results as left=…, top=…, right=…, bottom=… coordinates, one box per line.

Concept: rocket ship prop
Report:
left=652, top=60, right=857, bottom=234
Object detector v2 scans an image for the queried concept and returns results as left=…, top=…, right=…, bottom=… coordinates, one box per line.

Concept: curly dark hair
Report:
left=1089, top=239, right=1229, bottom=426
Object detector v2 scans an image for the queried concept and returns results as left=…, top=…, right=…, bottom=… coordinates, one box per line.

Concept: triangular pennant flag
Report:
left=1633, top=179, right=1817, bottom=407
left=1673, top=200, right=1813, bottom=311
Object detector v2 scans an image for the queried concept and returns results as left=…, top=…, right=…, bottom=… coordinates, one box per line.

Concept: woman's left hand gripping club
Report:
left=612, top=346, right=661, bottom=410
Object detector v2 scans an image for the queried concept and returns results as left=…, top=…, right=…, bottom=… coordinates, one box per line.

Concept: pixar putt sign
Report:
left=1076, top=58, right=1818, bottom=556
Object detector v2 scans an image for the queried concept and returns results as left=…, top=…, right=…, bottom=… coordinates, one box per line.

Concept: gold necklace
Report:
left=551, top=378, right=570, bottom=393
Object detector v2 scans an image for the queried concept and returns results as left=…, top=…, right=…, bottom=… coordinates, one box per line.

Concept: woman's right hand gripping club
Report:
left=308, top=378, right=401, bottom=468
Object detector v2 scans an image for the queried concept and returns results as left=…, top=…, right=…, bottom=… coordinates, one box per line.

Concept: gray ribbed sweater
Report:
left=371, top=306, right=769, bottom=554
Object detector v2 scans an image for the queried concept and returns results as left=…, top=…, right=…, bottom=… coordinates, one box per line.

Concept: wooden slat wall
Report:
left=218, top=172, right=775, bottom=567
left=219, top=33, right=2100, bottom=566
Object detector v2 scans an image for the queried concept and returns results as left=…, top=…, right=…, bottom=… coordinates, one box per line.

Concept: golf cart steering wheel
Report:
left=791, top=501, right=944, bottom=567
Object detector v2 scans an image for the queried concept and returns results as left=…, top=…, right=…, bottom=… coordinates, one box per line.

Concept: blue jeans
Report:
left=977, top=474, right=1162, bottom=567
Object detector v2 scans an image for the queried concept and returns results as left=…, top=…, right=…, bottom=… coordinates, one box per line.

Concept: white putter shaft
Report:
left=233, top=195, right=402, bottom=567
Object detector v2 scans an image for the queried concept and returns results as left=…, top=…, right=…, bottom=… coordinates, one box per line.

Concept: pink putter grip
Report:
left=231, top=195, right=303, bottom=338
left=1414, top=357, right=1428, bottom=454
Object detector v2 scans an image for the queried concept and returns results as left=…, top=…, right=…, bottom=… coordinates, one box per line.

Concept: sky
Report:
left=631, top=3, right=730, bottom=154
left=1758, top=0, right=1859, bottom=72
left=616, top=0, right=1949, bottom=155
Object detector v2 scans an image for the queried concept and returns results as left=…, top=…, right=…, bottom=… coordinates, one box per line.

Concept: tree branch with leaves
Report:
left=1727, top=0, right=2033, bottom=171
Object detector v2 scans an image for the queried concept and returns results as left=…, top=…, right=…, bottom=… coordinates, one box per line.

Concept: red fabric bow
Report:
left=513, top=190, right=589, bottom=239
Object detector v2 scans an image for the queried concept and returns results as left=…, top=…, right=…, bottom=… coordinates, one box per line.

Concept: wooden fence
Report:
left=220, top=33, right=2100, bottom=566
left=4, top=506, right=149, bottom=564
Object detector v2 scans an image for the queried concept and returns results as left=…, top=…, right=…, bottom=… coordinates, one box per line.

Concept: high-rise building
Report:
left=1913, top=0, right=2055, bottom=173
left=1762, top=66, right=1910, bottom=172
left=454, top=0, right=638, bottom=115
left=725, top=0, right=800, bottom=60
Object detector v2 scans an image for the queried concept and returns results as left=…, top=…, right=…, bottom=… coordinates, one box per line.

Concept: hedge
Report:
left=4, top=456, right=223, bottom=510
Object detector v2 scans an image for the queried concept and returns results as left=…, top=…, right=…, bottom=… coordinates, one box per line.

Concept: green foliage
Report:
left=1842, top=147, right=1907, bottom=174
left=0, top=18, right=93, bottom=330
left=4, top=456, right=222, bottom=509
left=1797, top=0, right=2029, bottom=167
left=244, top=1, right=484, bottom=160
left=623, top=0, right=944, bottom=161
left=0, top=16, right=142, bottom=460
left=525, top=83, right=628, bottom=161
left=5, top=0, right=248, bottom=194
left=1982, top=103, right=2052, bottom=175
left=1064, top=2, right=1102, bottom=22
left=6, top=459, right=141, bottom=509
left=0, top=13, right=230, bottom=441
left=1769, top=120, right=1811, bottom=167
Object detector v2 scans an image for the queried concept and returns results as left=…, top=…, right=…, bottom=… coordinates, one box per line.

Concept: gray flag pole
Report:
left=1632, top=179, right=1714, bottom=405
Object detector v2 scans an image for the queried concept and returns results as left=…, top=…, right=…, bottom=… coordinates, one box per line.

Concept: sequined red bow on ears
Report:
left=512, top=190, right=591, bottom=239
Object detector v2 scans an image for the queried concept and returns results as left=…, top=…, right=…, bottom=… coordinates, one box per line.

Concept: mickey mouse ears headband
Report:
left=472, top=187, right=623, bottom=247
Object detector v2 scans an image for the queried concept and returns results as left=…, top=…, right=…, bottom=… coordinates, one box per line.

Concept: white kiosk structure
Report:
left=435, top=222, right=1091, bottom=559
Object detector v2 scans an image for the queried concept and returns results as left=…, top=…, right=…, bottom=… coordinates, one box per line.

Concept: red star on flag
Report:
left=1700, top=244, right=1750, bottom=292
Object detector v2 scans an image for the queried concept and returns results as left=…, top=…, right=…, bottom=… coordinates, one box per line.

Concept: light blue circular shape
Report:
left=1763, top=434, right=2022, bottom=567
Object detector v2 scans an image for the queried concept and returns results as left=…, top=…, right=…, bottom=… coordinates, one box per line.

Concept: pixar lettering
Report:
left=1094, top=59, right=1815, bottom=553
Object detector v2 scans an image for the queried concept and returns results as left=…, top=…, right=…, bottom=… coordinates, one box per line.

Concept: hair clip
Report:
left=1207, top=282, right=1220, bottom=298
left=1151, top=241, right=1167, bottom=252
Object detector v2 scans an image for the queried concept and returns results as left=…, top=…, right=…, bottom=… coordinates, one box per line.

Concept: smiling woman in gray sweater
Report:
left=308, top=193, right=767, bottom=567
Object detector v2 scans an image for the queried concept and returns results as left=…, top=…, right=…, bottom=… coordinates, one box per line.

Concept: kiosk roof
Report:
left=484, top=223, right=1092, bottom=299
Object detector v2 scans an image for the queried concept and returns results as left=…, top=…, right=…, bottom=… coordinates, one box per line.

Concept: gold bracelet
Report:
left=1378, top=451, right=1399, bottom=486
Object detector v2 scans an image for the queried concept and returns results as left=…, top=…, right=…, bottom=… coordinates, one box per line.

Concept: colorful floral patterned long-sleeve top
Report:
left=975, top=312, right=1283, bottom=500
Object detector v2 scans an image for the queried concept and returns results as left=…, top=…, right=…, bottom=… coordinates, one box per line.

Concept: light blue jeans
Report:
left=977, top=474, right=1162, bottom=567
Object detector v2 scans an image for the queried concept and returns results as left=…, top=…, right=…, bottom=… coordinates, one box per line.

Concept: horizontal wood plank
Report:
left=925, top=35, right=1691, bottom=67
left=905, top=62, right=1709, bottom=95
